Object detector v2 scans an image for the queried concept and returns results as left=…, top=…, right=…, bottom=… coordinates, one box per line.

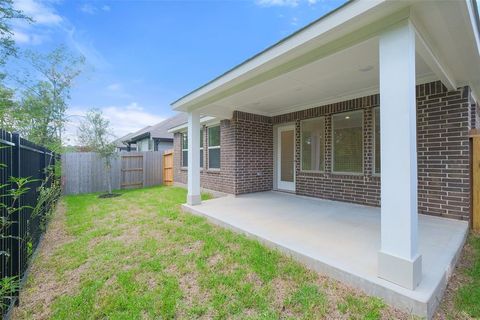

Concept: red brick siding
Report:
left=173, top=119, right=235, bottom=194
left=416, top=83, right=471, bottom=220
left=273, top=95, right=381, bottom=207
left=271, top=81, right=472, bottom=220
left=173, top=80, right=474, bottom=220
left=234, top=112, right=273, bottom=194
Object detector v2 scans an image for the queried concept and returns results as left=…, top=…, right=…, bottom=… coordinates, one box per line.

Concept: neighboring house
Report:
left=169, top=1, right=480, bottom=318
left=113, top=132, right=137, bottom=152
left=125, top=114, right=187, bottom=152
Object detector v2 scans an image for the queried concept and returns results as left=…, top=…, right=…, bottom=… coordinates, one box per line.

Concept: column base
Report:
left=187, top=194, right=201, bottom=206
left=378, top=251, right=422, bottom=290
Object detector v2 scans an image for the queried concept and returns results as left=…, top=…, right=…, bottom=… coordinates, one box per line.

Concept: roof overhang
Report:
left=171, top=0, right=480, bottom=117
left=168, top=116, right=220, bottom=133
left=153, top=137, right=174, bottom=142
left=127, top=132, right=150, bottom=143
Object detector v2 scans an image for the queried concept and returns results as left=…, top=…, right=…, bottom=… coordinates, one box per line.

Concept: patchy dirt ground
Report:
left=11, top=201, right=75, bottom=320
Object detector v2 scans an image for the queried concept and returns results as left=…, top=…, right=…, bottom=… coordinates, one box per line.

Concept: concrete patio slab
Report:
left=182, top=191, right=469, bottom=319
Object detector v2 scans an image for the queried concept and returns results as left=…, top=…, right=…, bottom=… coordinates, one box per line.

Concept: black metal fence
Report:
left=0, top=129, right=58, bottom=315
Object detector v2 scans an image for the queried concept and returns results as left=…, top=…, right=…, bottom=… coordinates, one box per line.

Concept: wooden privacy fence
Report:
left=163, top=149, right=173, bottom=186
left=62, top=151, right=164, bottom=195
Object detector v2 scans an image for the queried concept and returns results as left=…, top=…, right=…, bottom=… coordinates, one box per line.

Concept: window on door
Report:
left=280, top=129, right=294, bottom=182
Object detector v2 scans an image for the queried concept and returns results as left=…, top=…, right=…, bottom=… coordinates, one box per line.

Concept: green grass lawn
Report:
left=13, top=186, right=419, bottom=319
left=436, top=233, right=480, bottom=320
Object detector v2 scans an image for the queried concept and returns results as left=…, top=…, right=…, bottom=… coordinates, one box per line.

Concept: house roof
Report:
left=126, top=113, right=188, bottom=143
left=171, top=0, right=480, bottom=118
left=113, top=132, right=137, bottom=148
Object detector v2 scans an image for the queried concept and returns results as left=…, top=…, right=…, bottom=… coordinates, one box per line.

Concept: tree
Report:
left=0, top=0, right=30, bottom=133
left=0, top=84, right=16, bottom=131
left=16, top=82, right=59, bottom=149
left=0, top=0, right=31, bottom=70
left=14, top=46, right=85, bottom=151
left=77, top=109, right=116, bottom=194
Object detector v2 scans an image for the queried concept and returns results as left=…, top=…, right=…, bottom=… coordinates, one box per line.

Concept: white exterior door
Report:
left=277, top=125, right=295, bottom=192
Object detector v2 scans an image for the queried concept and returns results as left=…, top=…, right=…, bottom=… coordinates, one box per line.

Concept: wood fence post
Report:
left=143, top=153, right=147, bottom=188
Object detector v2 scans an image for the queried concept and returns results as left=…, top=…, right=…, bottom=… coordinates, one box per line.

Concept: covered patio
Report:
left=171, top=1, right=480, bottom=318
left=183, top=191, right=468, bottom=318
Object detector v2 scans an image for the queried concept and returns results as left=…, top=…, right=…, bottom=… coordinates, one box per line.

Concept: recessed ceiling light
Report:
left=345, top=116, right=350, bottom=119
left=359, top=65, right=374, bottom=72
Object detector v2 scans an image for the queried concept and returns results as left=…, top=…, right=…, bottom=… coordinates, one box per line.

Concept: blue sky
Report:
left=10, top=0, right=346, bottom=143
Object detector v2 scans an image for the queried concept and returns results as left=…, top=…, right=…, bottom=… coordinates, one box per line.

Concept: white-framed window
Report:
left=208, top=125, right=220, bottom=169
left=181, top=131, right=204, bottom=168
left=181, top=133, right=188, bottom=167
left=373, top=107, right=380, bottom=175
left=301, top=117, right=325, bottom=172
left=332, top=110, right=364, bottom=174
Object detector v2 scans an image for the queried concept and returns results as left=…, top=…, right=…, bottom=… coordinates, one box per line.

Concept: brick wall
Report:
left=173, top=81, right=474, bottom=220
left=173, top=112, right=272, bottom=195
left=234, top=112, right=273, bottom=194
left=416, top=82, right=471, bottom=220
left=271, top=81, right=472, bottom=220
left=173, top=119, right=235, bottom=194
left=273, top=95, right=381, bottom=207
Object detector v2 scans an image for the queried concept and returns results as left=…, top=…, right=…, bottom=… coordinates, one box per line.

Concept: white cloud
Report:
left=12, top=29, right=46, bottom=45
left=79, top=3, right=111, bottom=15
left=256, top=0, right=325, bottom=7
left=80, top=3, right=96, bottom=15
left=12, top=29, right=29, bottom=43
left=14, top=0, right=62, bottom=25
left=11, top=0, right=62, bottom=45
left=256, top=0, right=300, bottom=7
left=64, top=103, right=166, bottom=145
left=11, top=0, right=110, bottom=69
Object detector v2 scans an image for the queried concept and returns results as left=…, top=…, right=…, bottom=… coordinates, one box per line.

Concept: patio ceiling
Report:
left=200, top=38, right=433, bottom=117
left=171, top=0, right=480, bottom=119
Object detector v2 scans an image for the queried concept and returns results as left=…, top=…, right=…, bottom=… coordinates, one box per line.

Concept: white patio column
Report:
left=378, top=20, right=422, bottom=290
left=187, top=111, right=201, bottom=205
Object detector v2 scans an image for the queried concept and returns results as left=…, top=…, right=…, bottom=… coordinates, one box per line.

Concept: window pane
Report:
left=301, top=118, right=325, bottom=171
left=209, top=148, right=220, bottom=169
left=200, top=149, right=203, bottom=168
left=208, top=126, right=220, bottom=147
left=182, top=133, right=188, bottom=149
left=333, top=111, right=363, bottom=173
left=182, top=150, right=188, bottom=167
left=281, top=130, right=294, bottom=181
left=374, top=108, right=380, bottom=174
left=200, top=129, right=204, bottom=148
